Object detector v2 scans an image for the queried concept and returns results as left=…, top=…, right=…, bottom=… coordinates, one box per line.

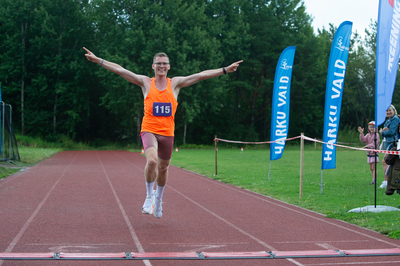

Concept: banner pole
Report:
left=300, top=133, right=304, bottom=199
left=215, top=135, right=218, bottom=176
left=374, top=128, right=377, bottom=208
left=268, top=160, right=271, bottom=181
left=320, top=170, right=323, bottom=194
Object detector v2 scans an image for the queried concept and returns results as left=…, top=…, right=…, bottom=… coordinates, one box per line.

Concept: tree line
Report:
left=1, top=0, right=398, bottom=146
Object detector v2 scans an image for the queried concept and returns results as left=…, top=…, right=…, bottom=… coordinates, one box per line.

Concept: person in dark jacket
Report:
left=383, top=141, right=400, bottom=195
left=380, top=105, right=400, bottom=188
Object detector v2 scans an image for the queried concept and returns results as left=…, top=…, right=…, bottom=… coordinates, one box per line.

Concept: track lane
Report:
left=0, top=150, right=399, bottom=265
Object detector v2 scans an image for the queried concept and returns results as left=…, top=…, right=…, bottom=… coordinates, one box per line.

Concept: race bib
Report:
left=153, top=102, right=172, bottom=117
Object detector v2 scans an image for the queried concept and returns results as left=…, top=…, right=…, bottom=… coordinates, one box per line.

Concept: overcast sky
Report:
left=302, top=0, right=379, bottom=39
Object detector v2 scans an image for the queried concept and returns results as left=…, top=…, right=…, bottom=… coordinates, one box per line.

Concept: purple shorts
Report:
left=141, top=132, right=174, bottom=160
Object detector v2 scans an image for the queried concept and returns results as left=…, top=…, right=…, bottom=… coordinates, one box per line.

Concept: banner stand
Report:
left=300, top=133, right=304, bottom=199
left=214, top=135, right=217, bottom=176
left=268, top=161, right=271, bottom=181
left=374, top=130, right=377, bottom=208
left=320, top=170, right=323, bottom=195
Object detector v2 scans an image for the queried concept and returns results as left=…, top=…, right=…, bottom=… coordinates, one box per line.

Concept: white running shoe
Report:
left=152, top=198, right=163, bottom=218
left=379, top=181, right=387, bottom=189
left=141, top=191, right=155, bottom=214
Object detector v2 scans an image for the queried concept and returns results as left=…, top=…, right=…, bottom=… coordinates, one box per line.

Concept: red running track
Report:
left=0, top=150, right=399, bottom=266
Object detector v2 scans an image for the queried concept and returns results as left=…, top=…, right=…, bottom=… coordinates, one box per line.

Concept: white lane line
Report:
left=114, top=151, right=144, bottom=171
left=0, top=152, right=80, bottom=265
left=168, top=186, right=305, bottom=266
left=96, top=152, right=151, bottom=266
left=114, top=152, right=305, bottom=266
left=169, top=186, right=276, bottom=250
left=175, top=167, right=400, bottom=248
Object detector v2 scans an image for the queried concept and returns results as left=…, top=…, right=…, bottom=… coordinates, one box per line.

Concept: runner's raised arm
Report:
left=83, top=47, right=147, bottom=87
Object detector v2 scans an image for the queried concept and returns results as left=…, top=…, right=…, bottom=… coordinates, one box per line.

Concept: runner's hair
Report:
left=153, top=52, right=169, bottom=63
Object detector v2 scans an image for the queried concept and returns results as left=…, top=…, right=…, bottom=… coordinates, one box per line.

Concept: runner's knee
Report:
left=158, top=159, right=170, bottom=174
left=158, top=164, right=169, bottom=175
left=146, top=157, right=158, bottom=170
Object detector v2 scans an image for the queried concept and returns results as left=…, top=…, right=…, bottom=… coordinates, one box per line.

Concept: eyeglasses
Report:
left=153, top=62, right=170, bottom=66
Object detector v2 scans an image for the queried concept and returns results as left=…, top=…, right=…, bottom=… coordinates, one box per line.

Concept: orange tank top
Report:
left=141, top=78, right=178, bottom=136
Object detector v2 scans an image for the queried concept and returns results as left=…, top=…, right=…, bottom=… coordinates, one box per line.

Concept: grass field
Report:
left=0, top=134, right=67, bottom=180
left=0, top=146, right=61, bottom=179
left=169, top=144, right=400, bottom=240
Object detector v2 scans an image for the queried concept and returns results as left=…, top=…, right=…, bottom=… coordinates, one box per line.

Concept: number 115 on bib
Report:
left=153, top=102, right=172, bottom=117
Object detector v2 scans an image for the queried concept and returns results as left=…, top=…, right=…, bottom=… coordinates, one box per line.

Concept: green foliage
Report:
left=171, top=147, right=400, bottom=239
left=0, top=0, right=394, bottom=146
left=17, top=133, right=86, bottom=149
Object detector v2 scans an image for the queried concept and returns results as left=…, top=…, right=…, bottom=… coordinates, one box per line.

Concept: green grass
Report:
left=170, top=144, right=400, bottom=240
left=0, top=166, right=22, bottom=179
left=0, top=134, right=67, bottom=180
left=18, top=146, right=62, bottom=164
left=0, top=146, right=62, bottom=180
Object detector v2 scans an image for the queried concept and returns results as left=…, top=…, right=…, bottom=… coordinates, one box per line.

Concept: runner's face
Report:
left=152, top=57, right=170, bottom=76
